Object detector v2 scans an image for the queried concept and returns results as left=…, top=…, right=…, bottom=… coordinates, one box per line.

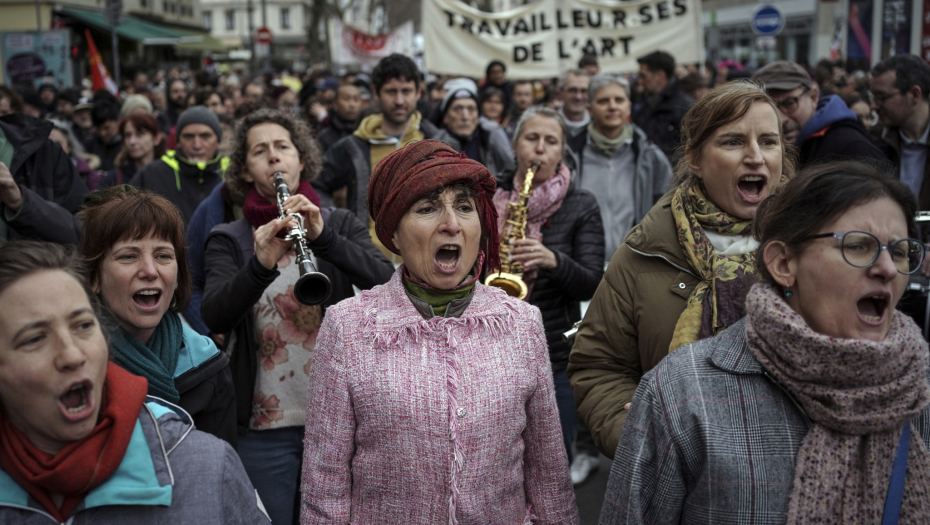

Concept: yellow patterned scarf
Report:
left=668, top=181, right=758, bottom=351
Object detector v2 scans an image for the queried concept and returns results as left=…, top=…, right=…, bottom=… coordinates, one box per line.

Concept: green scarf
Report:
left=587, top=121, right=633, bottom=157
left=104, top=309, right=182, bottom=403
left=403, top=278, right=475, bottom=317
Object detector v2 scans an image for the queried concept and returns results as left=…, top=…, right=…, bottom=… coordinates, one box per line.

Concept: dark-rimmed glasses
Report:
left=871, top=90, right=901, bottom=105
left=808, top=230, right=927, bottom=275
left=774, top=86, right=810, bottom=114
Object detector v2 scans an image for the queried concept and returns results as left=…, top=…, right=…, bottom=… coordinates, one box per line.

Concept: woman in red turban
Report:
left=300, top=139, right=578, bottom=525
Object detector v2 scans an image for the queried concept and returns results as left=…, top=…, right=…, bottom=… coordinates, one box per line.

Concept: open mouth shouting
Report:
left=857, top=292, right=890, bottom=325
left=737, top=174, right=768, bottom=203
left=133, top=288, right=163, bottom=311
left=59, top=380, right=95, bottom=421
left=435, top=244, right=461, bottom=274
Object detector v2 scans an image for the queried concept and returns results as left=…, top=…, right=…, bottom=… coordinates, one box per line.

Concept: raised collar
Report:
left=706, top=318, right=763, bottom=375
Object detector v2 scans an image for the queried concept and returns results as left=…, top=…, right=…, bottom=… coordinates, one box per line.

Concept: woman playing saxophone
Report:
left=491, top=106, right=606, bottom=460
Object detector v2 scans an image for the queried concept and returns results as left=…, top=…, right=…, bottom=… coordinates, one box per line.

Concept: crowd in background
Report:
left=2, top=47, right=930, bottom=524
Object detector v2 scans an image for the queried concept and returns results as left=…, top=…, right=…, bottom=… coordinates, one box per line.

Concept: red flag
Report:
left=85, top=29, right=117, bottom=95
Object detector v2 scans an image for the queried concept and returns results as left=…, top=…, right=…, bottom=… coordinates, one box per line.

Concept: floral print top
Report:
left=250, top=251, right=323, bottom=430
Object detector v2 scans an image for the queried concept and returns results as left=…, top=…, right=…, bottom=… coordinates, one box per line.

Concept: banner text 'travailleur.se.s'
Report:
left=423, top=0, right=704, bottom=79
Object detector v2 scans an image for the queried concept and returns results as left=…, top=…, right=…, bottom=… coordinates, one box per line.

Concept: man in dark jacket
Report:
left=0, top=113, right=86, bottom=244
left=435, top=77, right=515, bottom=182
left=313, top=54, right=441, bottom=260
left=316, top=81, right=362, bottom=153
left=870, top=55, right=930, bottom=210
left=84, top=100, right=122, bottom=171
left=753, top=60, right=888, bottom=168
left=157, top=78, right=188, bottom=136
left=129, top=106, right=228, bottom=225
left=633, top=51, right=694, bottom=161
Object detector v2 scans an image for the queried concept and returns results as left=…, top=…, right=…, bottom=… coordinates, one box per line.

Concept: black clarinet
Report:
left=274, top=172, right=332, bottom=305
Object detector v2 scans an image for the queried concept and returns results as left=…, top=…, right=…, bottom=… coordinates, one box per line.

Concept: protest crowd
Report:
left=4, top=23, right=930, bottom=525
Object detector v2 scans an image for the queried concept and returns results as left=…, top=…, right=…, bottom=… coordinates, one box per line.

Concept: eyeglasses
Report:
left=871, top=90, right=901, bottom=104
left=808, top=230, right=927, bottom=275
left=774, top=87, right=810, bottom=114
left=565, top=88, right=588, bottom=95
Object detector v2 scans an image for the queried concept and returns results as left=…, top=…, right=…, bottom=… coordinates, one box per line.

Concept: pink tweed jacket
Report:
left=300, top=268, right=579, bottom=525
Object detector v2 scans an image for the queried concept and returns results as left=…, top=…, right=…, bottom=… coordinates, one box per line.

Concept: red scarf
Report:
left=242, top=180, right=322, bottom=228
left=0, top=363, right=148, bottom=522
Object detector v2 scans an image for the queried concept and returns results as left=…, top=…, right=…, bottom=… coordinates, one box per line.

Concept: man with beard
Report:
left=753, top=60, right=885, bottom=168
left=129, top=106, right=227, bottom=225
left=316, top=81, right=363, bottom=152
left=312, top=53, right=441, bottom=260
left=157, top=78, right=188, bottom=136
left=436, top=78, right=514, bottom=182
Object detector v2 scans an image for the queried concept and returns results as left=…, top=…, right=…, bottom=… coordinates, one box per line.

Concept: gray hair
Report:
left=587, top=74, right=631, bottom=105
left=559, top=69, right=591, bottom=90
left=511, top=106, right=568, bottom=154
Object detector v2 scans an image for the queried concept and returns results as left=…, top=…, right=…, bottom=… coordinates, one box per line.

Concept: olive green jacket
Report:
left=567, top=192, right=700, bottom=459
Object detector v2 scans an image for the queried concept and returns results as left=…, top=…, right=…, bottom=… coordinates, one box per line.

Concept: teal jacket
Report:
left=0, top=399, right=269, bottom=524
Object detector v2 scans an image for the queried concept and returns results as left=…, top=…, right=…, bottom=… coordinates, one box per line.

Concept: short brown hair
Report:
left=753, top=160, right=917, bottom=287
left=672, top=80, right=797, bottom=188
left=225, top=108, right=321, bottom=198
left=80, top=187, right=191, bottom=312
left=0, top=240, right=96, bottom=310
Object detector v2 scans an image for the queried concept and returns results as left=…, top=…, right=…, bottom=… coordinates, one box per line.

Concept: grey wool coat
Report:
left=600, top=319, right=930, bottom=525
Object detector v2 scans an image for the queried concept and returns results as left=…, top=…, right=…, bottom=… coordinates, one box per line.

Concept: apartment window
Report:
left=225, top=9, right=235, bottom=30
left=163, top=1, right=168, bottom=11
left=202, top=10, right=212, bottom=29
left=280, top=7, right=290, bottom=29
left=141, top=0, right=147, bottom=7
left=170, top=2, right=176, bottom=13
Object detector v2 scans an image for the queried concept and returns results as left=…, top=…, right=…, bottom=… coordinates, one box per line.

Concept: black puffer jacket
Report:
left=496, top=165, right=605, bottom=372
left=200, top=208, right=394, bottom=433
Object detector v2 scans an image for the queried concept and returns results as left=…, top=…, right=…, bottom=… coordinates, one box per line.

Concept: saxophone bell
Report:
left=274, top=172, right=332, bottom=306
left=484, top=161, right=540, bottom=300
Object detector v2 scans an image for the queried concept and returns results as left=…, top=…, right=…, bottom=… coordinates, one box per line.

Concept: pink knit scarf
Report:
left=744, top=284, right=930, bottom=524
left=492, top=162, right=570, bottom=296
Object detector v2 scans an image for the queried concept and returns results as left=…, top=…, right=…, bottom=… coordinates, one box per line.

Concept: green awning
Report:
left=173, top=29, right=229, bottom=53
left=59, top=7, right=189, bottom=45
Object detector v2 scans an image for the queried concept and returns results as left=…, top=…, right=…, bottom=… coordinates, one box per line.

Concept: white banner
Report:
left=423, top=0, right=703, bottom=78
left=329, top=19, right=415, bottom=66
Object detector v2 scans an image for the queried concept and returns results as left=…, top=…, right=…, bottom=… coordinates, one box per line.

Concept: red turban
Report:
left=368, top=140, right=500, bottom=271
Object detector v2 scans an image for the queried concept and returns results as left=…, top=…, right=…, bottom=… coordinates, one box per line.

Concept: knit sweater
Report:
left=300, top=269, right=579, bottom=524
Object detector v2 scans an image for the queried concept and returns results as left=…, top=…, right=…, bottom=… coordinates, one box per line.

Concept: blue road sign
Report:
left=751, top=5, right=785, bottom=36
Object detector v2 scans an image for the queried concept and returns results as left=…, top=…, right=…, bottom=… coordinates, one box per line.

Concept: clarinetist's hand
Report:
left=510, top=239, right=557, bottom=270
left=283, top=194, right=324, bottom=241
left=255, top=217, right=296, bottom=270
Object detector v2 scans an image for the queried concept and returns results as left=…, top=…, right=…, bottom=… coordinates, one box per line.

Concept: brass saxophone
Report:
left=484, top=162, right=540, bottom=300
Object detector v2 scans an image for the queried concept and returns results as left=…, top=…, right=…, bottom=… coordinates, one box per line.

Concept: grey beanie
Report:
left=175, top=105, right=222, bottom=141
left=440, top=78, right=479, bottom=119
